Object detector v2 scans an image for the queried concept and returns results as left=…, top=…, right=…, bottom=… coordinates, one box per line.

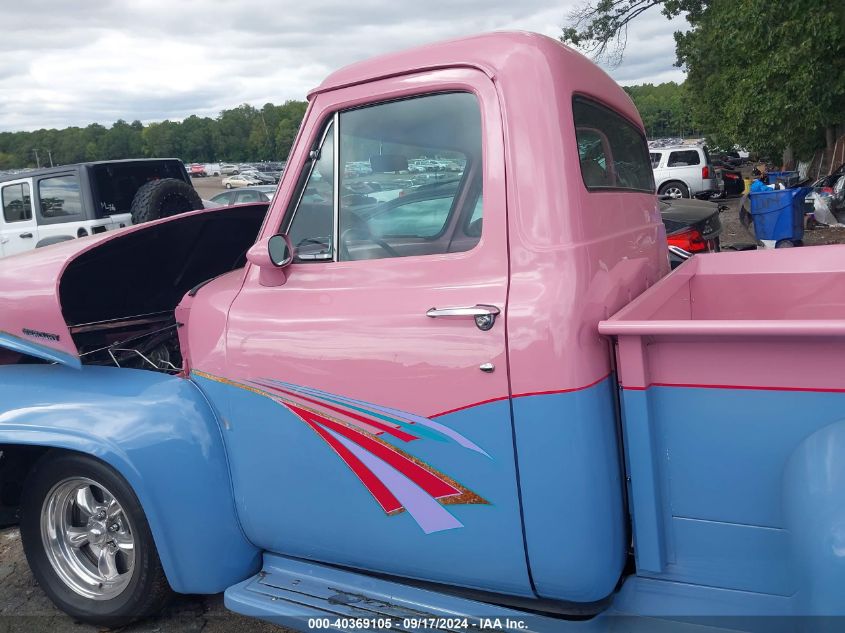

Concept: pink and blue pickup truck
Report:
left=0, top=32, right=843, bottom=632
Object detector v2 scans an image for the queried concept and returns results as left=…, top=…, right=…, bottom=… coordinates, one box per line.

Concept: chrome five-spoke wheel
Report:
left=41, top=477, right=135, bottom=600
left=21, top=452, right=171, bottom=626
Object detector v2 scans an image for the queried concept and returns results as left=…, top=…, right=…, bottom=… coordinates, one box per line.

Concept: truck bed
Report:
left=599, top=246, right=845, bottom=616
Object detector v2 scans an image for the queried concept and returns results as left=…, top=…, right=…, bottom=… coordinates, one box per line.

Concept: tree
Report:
left=275, top=101, right=308, bottom=160
left=562, top=0, right=845, bottom=159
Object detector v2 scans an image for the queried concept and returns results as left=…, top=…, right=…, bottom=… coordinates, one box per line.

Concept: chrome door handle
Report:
left=426, top=304, right=500, bottom=331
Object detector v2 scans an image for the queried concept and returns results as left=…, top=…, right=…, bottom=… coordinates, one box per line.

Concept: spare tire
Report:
left=129, top=178, right=203, bottom=224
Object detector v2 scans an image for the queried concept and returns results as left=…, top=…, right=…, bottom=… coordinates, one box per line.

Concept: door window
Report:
left=649, top=153, right=662, bottom=168
left=38, top=175, right=83, bottom=219
left=210, top=191, right=234, bottom=205
left=338, top=93, right=480, bottom=261
left=285, top=93, right=483, bottom=262
left=287, top=123, right=335, bottom=261
left=2, top=183, right=32, bottom=222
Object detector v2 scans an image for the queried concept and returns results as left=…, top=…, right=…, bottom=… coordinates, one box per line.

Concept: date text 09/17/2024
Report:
left=306, top=618, right=529, bottom=630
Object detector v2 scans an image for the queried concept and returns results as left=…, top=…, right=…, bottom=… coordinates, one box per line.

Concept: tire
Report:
left=129, top=178, right=203, bottom=224
left=20, top=452, right=172, bottom=627
left=775, top=239, right=795, bottom=248
left=658, top=181, right=690, bottom=199
left=226, top=183, right=233, bottom=189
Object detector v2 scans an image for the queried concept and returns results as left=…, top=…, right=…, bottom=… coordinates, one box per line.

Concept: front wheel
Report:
left=20, top=452, right=172, bottom=627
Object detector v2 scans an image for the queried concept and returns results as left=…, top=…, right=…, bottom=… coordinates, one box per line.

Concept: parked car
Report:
left=719, top=167, right=745, bottom=196
left=241, top=170, right=277, bottom=185
left=220, top=163, right=239, bottom=175
left=659, top=196, right=723, bottom=267
left=804, top=163, right=845, bottom=222
left=2, top=31, right=844, bottom=633
left=210, top=185, right=277, bottom=205
left=204, top=163, right=222, bottom=177
left=650, top=145, right=720, bottom=198
left=711, top=151, right=742, bottom=169
left=222, top=174, right=260, bottom=188
left=188, top=164, right=207, bottom=178
left=0, top=159, right=202, bottom=257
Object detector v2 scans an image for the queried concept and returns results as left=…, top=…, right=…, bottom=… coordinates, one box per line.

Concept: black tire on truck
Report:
left=129, top=178, right=203, bottom=224
left=20, top=451, right=172, bottom=626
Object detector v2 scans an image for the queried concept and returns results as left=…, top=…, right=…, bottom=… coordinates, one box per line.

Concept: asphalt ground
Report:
left=3, top=176, right=843, bottom=632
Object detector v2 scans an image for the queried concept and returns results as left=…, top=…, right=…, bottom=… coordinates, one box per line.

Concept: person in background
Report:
left=750, top=164, right=775, bottom=192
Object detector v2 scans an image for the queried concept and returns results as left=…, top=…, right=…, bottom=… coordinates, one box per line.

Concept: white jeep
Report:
left=0, top=159, right=202, bottom=258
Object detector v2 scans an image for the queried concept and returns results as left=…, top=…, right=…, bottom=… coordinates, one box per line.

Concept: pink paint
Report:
left=0, top=207, right=227, bottom=362
left=600, top=246, right=845, bottom=391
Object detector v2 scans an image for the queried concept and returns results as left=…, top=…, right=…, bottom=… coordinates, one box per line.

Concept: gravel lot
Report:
left=2, top=178, right=843, bottom=632
left=0, top=527, right=281, bottom=632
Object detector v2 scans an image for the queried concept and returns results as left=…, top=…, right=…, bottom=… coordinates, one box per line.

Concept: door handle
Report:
left=426, top=304, right=500, bottom=331
left=19, top=233, right=33, bottom=238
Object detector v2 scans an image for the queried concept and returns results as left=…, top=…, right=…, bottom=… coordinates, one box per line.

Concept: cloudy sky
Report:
left=1, top=0, right=686, bottom=132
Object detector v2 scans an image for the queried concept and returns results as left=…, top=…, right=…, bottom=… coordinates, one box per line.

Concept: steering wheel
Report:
left=339, top=213, right=400, bottom=260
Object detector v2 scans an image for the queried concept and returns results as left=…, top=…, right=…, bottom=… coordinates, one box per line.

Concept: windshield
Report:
left=91, top=160, right=188, bottom=218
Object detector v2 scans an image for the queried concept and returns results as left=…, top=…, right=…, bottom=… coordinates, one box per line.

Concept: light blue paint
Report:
left=620, top=384, right=845, bottom=612
left=227, top=552, right=780, bottom=633
left=0, top=364, right=260, bottom=593
left=511, top=377, right=627, bottom=602
left=0, top=331, right=81, bottom=368
left=784, top=419, right=845, bottom=616
left=193, top=373, right=535, bottom=598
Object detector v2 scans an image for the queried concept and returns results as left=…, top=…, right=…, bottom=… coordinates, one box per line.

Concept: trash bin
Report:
left=749, top=187, right=808, bottom=246
left=767, top=171, right=800, bottom=187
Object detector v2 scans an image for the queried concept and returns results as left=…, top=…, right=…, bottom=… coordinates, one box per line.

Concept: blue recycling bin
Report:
left=749, top=187, right=809, bottom=244
left=767, top=171, right=799, bottom=187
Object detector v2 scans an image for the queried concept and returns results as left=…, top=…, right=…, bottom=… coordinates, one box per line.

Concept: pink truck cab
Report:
left=0, top=32, right=843, bottom=632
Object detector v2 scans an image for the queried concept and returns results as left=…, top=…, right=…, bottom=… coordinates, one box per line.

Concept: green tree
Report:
left=142, top=120, right=183, bottom=158
left=562, top=0, right=845, bottom=158
left=275, top=100, right=308, bottom=159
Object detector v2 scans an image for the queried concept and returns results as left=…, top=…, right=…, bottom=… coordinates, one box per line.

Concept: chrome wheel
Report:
left=40, top=477, right=135, bottom=600
left=663, top=186, right=684, bottom=199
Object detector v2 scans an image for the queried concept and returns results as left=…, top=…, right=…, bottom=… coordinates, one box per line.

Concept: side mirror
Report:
left=246, top=234, right=293, bottom=287
left=268, top=234, right=293, bottom=267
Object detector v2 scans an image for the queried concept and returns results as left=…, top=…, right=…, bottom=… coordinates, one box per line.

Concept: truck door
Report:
left=199, top=72, right=533, bottom=597
left=0, top=179, right=37, bottom=256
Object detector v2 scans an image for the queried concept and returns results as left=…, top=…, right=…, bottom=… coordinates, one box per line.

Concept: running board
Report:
left=224, top=554, right=568, bottom=632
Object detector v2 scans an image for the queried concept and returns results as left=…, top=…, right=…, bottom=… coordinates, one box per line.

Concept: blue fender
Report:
left=0, top=364, right=260, bottom=594
left=783, top=418, right=845, bottom=616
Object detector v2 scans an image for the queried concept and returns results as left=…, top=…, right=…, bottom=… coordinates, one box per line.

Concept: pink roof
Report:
left=310, top=31, right=641, bottom=125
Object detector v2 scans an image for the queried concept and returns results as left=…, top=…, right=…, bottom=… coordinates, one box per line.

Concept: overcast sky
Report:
left=1, top=0, right=686, bottom=132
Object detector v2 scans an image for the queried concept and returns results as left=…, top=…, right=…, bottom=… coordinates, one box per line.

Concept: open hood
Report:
left=0, top=204, right=267, bottom=368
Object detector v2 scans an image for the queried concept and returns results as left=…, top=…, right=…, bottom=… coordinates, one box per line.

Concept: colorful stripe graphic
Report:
left=193, top=371, right=489, bottom=534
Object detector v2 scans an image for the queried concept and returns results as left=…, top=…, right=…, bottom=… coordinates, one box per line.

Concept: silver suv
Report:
left=649, top=146, right=720, bottom=199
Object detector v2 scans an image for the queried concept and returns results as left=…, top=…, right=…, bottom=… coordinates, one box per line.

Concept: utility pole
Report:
left=33, top=148, right=41, bottom=168
left=47, top=150, right=54, bottom=167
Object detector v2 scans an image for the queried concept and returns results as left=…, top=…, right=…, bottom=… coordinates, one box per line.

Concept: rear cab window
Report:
left=573, top=97, right=654, bottom=192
